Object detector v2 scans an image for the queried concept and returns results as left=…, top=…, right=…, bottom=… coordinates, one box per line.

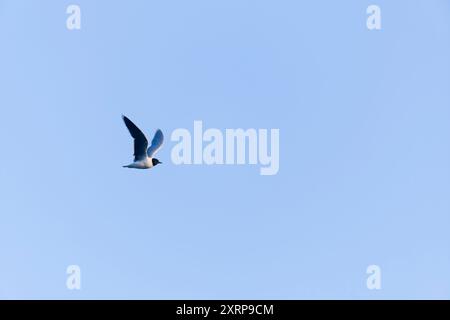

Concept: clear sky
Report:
left=0, top=0, right=449, bottom=299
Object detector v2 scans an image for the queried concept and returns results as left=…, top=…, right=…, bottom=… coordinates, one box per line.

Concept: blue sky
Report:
left=0, top=0, right=449, bottom=299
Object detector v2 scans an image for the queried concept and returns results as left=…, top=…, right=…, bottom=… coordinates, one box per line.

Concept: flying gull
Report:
left=122, top=115, right=164, bottom=169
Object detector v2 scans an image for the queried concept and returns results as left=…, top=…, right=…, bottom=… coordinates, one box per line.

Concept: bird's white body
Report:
left=124, top=157, right=154, bottom=169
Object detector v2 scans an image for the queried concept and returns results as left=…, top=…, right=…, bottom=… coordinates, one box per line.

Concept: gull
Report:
left=122, top=115, right=164, bottom=169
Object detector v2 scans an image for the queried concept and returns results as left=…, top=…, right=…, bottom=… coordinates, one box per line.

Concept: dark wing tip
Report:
left=122, top=115, right=135, bottom=130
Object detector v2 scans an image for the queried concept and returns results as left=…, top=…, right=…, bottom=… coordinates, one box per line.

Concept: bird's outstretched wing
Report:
left=147, top=129, right=164, bottom=157
left=122, top=115, right=148, bottom=161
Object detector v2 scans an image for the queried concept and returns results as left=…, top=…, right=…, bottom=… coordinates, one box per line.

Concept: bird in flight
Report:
left=122, top=115, right=164, bottom=169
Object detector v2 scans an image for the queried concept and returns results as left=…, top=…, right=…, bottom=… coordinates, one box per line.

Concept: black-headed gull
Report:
left=122, top=115, right=164, bottom=169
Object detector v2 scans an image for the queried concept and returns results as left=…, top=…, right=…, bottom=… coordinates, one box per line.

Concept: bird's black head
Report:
left=152, top=158, right=162, bottom=166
